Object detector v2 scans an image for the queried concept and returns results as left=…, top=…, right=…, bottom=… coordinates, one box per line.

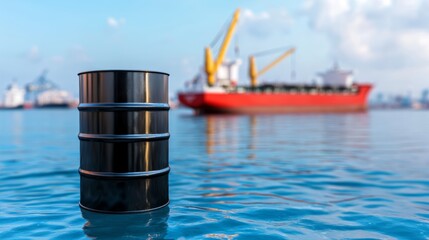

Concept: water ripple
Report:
left=0, top=109, right=429, bottom=239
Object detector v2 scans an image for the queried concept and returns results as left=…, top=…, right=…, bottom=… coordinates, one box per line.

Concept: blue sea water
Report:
left=1, top=109, right=429, bottom=239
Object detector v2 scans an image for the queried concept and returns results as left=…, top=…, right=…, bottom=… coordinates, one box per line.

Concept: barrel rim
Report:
left=79, top=200, right=170, bottom=214
left=77, top=69, right=170, bottom=76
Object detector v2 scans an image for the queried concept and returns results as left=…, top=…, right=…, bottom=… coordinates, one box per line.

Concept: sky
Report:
left=1, top=0, right=428, bottom=98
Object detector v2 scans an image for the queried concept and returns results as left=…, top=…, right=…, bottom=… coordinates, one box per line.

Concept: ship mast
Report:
left=249, top=47, right=296, bottom=87
left=205, top=9, right=240, bottom=86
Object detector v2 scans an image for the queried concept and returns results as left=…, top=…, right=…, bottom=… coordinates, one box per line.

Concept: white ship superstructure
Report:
left=2, top=83, right=25, bottom=109
left=318, top=63, right=354, bottom=87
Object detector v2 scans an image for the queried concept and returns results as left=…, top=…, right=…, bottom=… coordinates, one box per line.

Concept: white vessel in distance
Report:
left=26, top=71, right=76, bottom=108
left=1, top=82, right=25, bottom=109
left=36, top=89, right=74, bottom=108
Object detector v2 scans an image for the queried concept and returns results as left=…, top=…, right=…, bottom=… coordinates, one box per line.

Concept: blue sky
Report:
left=1, top=0, right=428, bottom=97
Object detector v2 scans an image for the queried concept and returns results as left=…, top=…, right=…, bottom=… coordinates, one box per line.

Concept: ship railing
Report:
left=227, top=84, right=360, bottom=95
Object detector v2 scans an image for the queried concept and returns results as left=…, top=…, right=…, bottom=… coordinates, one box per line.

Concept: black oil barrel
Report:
left=78, top=70, right=169, bottom=213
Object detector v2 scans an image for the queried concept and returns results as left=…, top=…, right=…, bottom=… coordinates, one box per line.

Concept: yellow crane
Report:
left=205, top=9, right=240, bottom=86
left=249, top=47, right=296, bottom=87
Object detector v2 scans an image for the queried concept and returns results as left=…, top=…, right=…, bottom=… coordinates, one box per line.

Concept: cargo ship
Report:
left=178, top=9, right=372, bottom=114
left=35, top=89, right=74, bottom=108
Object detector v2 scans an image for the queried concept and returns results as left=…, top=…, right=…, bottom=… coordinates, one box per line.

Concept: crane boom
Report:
left=249, top=47, right=296, bottom=87
left=205, top=9, right=240, bottom=86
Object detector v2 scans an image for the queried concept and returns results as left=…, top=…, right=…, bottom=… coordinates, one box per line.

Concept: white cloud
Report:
left=304, top=0, right=429, bottom=93
left=69, top=45, right=91, bottom=63
left=305, top=0, right=429, bottom=67
left=107, top=17, right=125, bottom=28
left=242, top=9, right=270, bottom=21
left=27, top=45, right=41, bottom=62
left=107, top=17, right=118, bottom=27
left=240, top=9, right=292, bottom=37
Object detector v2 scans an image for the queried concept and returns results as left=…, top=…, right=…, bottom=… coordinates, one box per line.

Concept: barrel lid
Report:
left=78, top=70, right=169, bottom=76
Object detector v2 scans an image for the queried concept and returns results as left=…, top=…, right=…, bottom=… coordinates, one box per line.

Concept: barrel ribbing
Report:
left=78, top=70, right=169, bottom=213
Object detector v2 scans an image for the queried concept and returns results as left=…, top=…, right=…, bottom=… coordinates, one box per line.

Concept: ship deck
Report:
left=229, top=83, right=359, bottom=95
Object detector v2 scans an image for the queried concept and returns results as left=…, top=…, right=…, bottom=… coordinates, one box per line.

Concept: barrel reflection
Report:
left=81, top=206, right=169, bottom=239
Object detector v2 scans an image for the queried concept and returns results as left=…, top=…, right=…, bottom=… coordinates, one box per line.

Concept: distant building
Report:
left=421, top=89, right=429, bottom=104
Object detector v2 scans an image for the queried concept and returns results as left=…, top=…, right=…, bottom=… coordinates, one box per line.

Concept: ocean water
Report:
left=0, top=109, right=429, bottom=239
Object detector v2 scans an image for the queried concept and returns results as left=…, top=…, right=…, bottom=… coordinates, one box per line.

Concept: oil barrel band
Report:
left=78, top=133, right=170, bottom=142
left=79, top=166, right=170, bottom=179
left=78, top=103, right=170, bottom=111
left=79, top=200, right=170, bottom=214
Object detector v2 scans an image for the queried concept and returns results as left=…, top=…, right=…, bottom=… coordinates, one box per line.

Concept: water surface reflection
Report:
left=0, top=110, right=428, bottom=238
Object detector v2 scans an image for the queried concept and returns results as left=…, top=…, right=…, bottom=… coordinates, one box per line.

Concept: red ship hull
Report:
left=178, top=84, right=372, bottom=114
